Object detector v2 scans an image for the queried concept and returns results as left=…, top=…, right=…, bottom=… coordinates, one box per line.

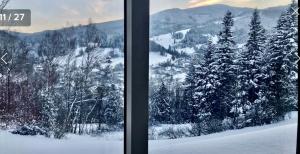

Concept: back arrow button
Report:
left=1, top=52, right=8, bottom=65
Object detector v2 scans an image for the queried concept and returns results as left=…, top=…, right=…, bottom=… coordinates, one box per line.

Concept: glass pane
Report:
left=0, top=0, right=124, bottom=154
left=149, top=0, right=298, bottom=154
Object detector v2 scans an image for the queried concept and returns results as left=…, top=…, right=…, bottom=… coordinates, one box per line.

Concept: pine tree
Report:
left=285, top=0, right=298, bottom=110
left=266, top=1, right=298, bottom=120
left=150, top=82, right=171, bottom=123
left=194, top=40, right=219, bottom=123
left=238, top=9, right=267, bottom=126
left=214, top=11, right=237, bottom=120
left=104, top=84, right=122, bottom=126
left=183, top=59, right=198, bottom=123
left=172, top=86, right=184, bottom=123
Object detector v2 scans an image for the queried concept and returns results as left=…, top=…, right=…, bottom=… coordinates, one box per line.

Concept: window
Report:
left=0, top=0, right=124, bottom=154
left=149, top=0, right=298, bottom=154
left=1, top=0, right=298, bottom=154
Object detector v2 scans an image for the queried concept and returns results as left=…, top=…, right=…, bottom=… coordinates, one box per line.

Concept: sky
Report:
left=1, top=0, right=294, bottom=33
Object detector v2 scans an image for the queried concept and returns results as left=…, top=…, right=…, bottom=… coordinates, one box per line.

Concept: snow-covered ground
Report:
left=150, top=29, right=190, bottom=49
left=150, top=113, right=298, bottom=154
left=0, top=131, right=124, bottom=154
left=149, top=52, right=172, bottom=66
left=0, top=112, right=297, bottom=154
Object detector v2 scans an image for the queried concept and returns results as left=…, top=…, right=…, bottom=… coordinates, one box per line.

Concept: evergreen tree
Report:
left=104, top=84, right=122, bottom=126
left=194, top=40, right=219, bottom=123
left=150, top=82, right=171, bottom=123
left=172, top=86, right=184, bottom=123
left=285, top=0, right=298, bottom=110
left=214, top=11, right=237, bottom=120
left=238, top=9, right=267, bottom=126
left=183, top=59, right=198, bottom=123
left=266, top=1, right=298, bottom=120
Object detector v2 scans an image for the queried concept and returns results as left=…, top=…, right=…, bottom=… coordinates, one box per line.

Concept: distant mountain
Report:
left=13, top=4, right=287, bottom=39
left=150, top=4, right=287, bottom=36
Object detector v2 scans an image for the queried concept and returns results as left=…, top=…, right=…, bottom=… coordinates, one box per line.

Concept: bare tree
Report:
left=0, top=0, right=9, bottom=12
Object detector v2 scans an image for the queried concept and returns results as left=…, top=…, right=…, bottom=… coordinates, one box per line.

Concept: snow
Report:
left=150, top=112, right=298, bottom=154
left=111, top=57, right=124, bottom=66
left=203, top=34, right=219, bottom=44
left=177, top=47, right=195, bottom=55
left=173, top=73, right=186, bottom=82
left=150, top=29, right=190, bottom=49
left=1, top=112, right=297, bottom=154
left=0, top=131, right=123, bottom=154
left=149, top=52, right=172, bottom=66
left=151, top=33, right=176, bottom=49
left=176, top=29, right=190, bottom=37
left=55, top=47, right=124, bottom=68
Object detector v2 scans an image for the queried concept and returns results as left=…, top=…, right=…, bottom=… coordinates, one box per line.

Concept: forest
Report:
left=149, top=1, right=298, bottom=137
left=0, top=21, right=124, bottom=138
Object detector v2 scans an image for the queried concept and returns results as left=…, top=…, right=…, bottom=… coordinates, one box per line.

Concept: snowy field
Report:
left=0, top=112, right=298, bottom=154
left=0, top=132, right=124, bottom=154
left=150, top=115, right=298, bottom=154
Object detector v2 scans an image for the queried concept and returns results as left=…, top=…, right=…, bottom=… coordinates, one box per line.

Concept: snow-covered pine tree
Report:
left=172, top=86, right=184, bottom=123
left=266, top=1, right=298, bottom=120
left=238, top=9, right=267, bottom=126
left=191, top=39, right=222, bottom=134
left=104, top=84, right=122, bottom=126
left=183, top=58, right=198, bottom=123
left=150, top=82, right=172, bottom=124
left=214, top=11, right=237, bottom=120
left=285, top=0, right=298, bottom=110
left=194, top=40, right=219, bottom=122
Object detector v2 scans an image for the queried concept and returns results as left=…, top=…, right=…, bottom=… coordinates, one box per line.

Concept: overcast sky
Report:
left=2, top=0, right=294, bottom=33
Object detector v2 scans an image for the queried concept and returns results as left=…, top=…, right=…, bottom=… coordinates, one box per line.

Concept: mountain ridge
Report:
left=5, top=4, right=287, bottom=37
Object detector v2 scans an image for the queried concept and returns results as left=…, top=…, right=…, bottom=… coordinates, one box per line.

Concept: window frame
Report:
left=124, top=0, right=149, bottom=154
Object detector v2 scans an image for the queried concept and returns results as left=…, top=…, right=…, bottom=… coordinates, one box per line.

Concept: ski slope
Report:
left=0, top=113, right=297, bottom=154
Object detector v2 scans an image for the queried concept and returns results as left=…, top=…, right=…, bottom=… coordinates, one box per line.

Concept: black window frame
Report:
left=124, top=0, right=149, bottom=154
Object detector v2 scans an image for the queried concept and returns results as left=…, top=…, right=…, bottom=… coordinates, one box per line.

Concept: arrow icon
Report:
left=1, top=52, right=8, bottom=64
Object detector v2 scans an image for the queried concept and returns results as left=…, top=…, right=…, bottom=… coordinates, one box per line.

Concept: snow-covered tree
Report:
left=237, top=9, right=267, bottom=126
left=104, top=84, right=122, bottom=126
left=266, top=1, right=298, bottom=120
left=150, top=82, right=172, bottom=123
left=183, top=59, right=198, bottom=123
left=214, top=11, right=237, bottom=120
left=194, top=40, right=219, bottom=122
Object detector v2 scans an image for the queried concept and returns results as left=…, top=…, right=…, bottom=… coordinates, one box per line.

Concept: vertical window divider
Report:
left=125, top=0, right=149, bottom=154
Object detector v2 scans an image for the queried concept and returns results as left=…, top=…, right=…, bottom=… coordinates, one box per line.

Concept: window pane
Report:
left=0, top=0, right=124, bottom=154
left=149, top=0, right=298, bottom=154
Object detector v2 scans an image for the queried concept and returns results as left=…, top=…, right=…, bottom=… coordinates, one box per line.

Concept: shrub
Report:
left=206, top=119, right=223, bottom=134
left=158, top=127, right=188, bottom=139
left=190, top=122, right=209, bottom=136
left=222, top=117, right=233, bottom=131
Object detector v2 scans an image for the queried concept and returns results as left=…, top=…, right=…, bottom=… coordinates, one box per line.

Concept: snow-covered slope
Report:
left=0, top=113, right=297, bottom=154
left=150, top=29, right=190, bottom=49
left=150, top=114, right=298, bottom=154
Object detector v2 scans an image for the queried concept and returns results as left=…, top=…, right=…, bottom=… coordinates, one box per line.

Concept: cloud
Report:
left=1, top=0, right=124, bottom=32
left=188, top=0, right=293, bottom=8
left=188, top=0, right=222, bottom=7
